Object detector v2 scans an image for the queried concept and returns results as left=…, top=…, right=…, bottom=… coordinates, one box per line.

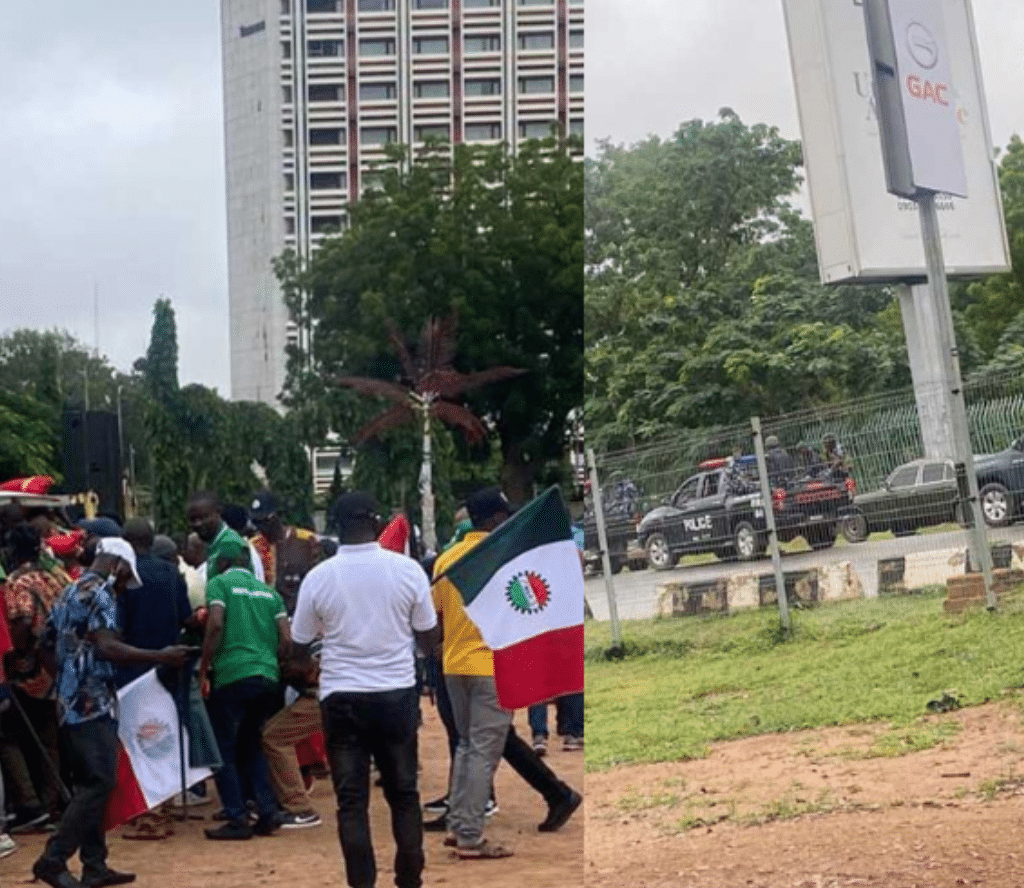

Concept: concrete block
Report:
left=726, top=574, right=760, bottom=611
left=818, top=561, right=865, bottom=602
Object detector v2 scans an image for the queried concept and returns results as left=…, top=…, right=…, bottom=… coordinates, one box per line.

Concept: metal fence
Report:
left=583, top=370, right=1024, bottom=629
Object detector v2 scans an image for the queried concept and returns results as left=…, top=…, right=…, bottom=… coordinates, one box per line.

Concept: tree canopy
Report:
left=583, top=113, right=1024, bottom=452
left=275, top=136, right=583, bottom=503
left=139, top=299, right=313, bottom=532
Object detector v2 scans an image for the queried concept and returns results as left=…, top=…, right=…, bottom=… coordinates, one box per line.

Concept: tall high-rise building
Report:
left=220, top=0, right=584, bottom=404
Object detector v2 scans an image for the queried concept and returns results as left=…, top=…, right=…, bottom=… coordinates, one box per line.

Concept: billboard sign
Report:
left=782, top=0, right=1009, bottom=283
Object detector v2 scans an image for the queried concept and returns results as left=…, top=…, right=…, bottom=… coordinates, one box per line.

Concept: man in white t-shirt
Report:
left=291, top=491, right=439, bottom=888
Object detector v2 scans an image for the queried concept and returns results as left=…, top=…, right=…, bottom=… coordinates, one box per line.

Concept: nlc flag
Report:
left=443, top=486, right=584, bottom=710
left=104, top=669, right=215, bottom=830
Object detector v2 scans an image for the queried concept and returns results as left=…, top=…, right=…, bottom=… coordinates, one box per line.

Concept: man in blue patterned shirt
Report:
left=31, top=538, right=190, bottom=888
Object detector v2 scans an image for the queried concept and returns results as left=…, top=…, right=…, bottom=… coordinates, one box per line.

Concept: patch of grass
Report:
left=741, top=786, right=843, bottom=825
left=842, top=718, right=961, bottom=759
left=616, top=791, right=683, bottom=812
left=586, top=588, right=1024, bottom=771
left=977, top=776, right=1024, bottom=801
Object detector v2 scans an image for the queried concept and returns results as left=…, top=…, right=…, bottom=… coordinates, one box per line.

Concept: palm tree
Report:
left=337, top=314, right=524, bottom=551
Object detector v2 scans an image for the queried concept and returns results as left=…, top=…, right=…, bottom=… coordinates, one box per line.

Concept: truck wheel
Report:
left=840, top=511, right=868, bottom=544
left=608, top=556, right=624, bottom=575
left=733, top=521, right=761, bottom=561
left=628, top=558, right=647, bottom=572
left=807, top=523, right=836, bottom=550
left=980, top=483, right=1011, bottom=527
left=645, top=533, right=674, bottom=571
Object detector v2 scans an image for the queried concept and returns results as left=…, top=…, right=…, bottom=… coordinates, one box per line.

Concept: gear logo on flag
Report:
left=137, top=718, right=175, bottom=761
left=506, top=570, right=551, bottom=615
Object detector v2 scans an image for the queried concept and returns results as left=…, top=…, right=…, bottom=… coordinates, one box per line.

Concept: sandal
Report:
left=455, top=839, right=513, bottom=859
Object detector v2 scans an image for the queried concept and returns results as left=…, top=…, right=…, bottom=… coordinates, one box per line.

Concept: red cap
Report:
left=47, top=529, right=85, bottom=558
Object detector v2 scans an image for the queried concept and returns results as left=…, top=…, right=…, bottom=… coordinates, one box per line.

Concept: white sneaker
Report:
left=0, top=833, right=17, bottom=859
left=484, top=799, right=499, bottom=817
left=278, top=810, right=322, bottom=829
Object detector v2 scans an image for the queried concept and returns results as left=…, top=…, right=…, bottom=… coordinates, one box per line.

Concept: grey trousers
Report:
left=444, top=674, right=511, bottom=847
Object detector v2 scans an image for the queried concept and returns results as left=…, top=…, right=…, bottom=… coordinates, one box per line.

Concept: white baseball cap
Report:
left=97, top=538, right=143, bottom=589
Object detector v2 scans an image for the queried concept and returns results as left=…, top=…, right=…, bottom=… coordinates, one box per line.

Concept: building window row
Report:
left=287, top=30, right=577, bottom=62
left=308, top=39, right=343, bottom=56
left=361, top=81, right=398, bottom=99
left=465, top=77, right=501, bottom=96
left=412, top=36, right=449, bottom=53
left=518, top=31, right=554, bottom=50
left=310, top=127, right=345, bottom=144
left=414, top=80, right=449, bottom=98
left=288, top=0, right=569, bottom=14
left=465, top=121, right=502, bottom=140
left=465, top=34, right=502, bottom=52
left=360, top=37, right=396, bottom=56
left=309, top=82, right=344, bottom=101
left=519, top=74, right=553, bottom=93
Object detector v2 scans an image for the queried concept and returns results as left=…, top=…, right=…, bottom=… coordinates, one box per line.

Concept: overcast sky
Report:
left=1, top=2, right=1020, bottom=396
left=0, top=4, right=228, bottom=391
left=587, top=0, right=1023, bottom=156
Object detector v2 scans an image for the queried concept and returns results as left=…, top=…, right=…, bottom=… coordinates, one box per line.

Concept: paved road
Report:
left=584, top=524, right=1024, bottom=622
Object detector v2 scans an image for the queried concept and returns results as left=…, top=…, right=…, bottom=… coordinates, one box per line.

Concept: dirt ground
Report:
left=585, top=700, right=1024, bottom=887
left=0, top=704, right=583, bottom=888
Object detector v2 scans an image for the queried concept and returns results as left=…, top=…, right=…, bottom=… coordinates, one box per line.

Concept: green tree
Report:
left=0, top=329, right=145, bottom=491
left=584, top=112, right=908, bottom=450
left=138, top=299, right=312, bottom=532
left=275, top=136, right=583, bottom=504
left=959, top=135, right=1024, bottom=374
left=0, top=390, right=58, bottom=480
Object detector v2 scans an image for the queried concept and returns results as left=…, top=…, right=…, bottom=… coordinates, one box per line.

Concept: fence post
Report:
left=587, top=447, right=623, bottom=651
left=751, top=417, right=791, bottom=637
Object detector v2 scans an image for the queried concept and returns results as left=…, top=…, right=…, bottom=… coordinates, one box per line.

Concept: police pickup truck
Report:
left=638, top=458, right=847, bottom=571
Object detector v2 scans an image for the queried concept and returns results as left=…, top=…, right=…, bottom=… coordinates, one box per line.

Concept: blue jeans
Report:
left=321, top=687, right=424, bottom=888
left=39, top=716, right=118, bottom=875
left=207, top=676, right=280, bottom=824
left=528, top=692, right=584, bottom=738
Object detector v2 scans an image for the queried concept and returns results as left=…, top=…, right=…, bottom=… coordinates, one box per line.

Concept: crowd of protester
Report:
left=0, top=479, right=582, bottom=888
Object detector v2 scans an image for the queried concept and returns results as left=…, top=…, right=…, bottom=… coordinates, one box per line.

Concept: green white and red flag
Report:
left=442, top=486, right=584, bottom=710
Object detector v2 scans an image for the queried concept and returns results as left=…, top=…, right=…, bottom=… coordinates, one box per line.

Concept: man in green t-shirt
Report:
left=187, top=490, right=253, bottom=579
left=198, top=540, right=290, bottom=841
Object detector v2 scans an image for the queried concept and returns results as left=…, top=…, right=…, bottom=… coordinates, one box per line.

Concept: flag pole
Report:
left=177, top=664, right=189, bottom=821
left=8, top=691, right=71, bottom=804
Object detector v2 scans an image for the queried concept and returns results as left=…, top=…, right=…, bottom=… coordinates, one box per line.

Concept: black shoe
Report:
left=538, top=790, right=582, bottom=832
left=81, top=868, right=137, bottom=887
left=252, top=815, right=279, bottom=836
left=204, top=820, right=253, bottom=840
left=11, top=807, right=49, bottom=834
left=422, top=814, right=448, bottom=832
left=32, top=858, right=83, bottom=888
left=422, top=794, right=448, bottom=815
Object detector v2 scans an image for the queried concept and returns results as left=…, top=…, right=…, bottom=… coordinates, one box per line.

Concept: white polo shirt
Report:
left=291, top=541, right=436, bottom=695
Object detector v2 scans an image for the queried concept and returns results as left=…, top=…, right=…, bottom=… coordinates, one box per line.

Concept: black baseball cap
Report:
left=249, top=490, right=278, bottom=520
left=332, top=491, right=380, bottom=526
left=465, top=486, right=515, bottom=528
left=76, top=517, right=123, bottom=538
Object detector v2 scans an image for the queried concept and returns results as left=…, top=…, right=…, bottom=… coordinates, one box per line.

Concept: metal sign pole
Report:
left=916, top=193, right=995, bottom=606
left=751, top=418, right=791, bottom=636
left=586, top=448, right=623, bottom=650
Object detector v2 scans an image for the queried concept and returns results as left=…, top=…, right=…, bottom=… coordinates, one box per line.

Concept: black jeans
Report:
left=321, top=687, right=423, bottom=888
left=206, top=676, right=280, bottom=823
left=39, top=716, right=118, bottom=874
left=503, top=724, right=573, bottom=807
